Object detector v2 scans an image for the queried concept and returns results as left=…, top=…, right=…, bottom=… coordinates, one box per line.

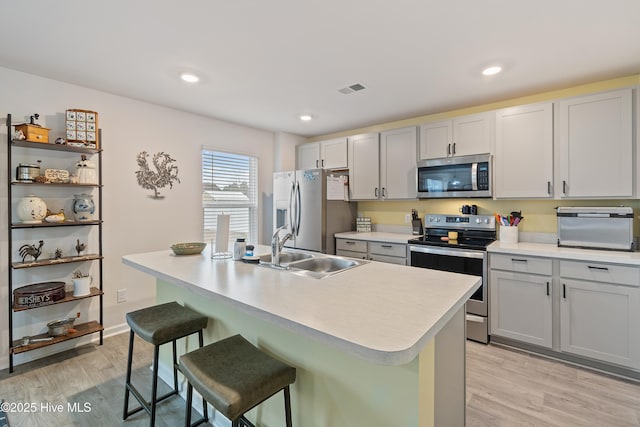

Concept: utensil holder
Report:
left=499, top=226, right=518, bottom=244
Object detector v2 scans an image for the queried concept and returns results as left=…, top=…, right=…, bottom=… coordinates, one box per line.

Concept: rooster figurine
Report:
left=75, top=239, right=86, bottom=256
left=19, top=240, right=44, bottom=262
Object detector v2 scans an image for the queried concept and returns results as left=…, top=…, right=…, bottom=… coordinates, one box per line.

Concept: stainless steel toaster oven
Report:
left=557, top=206, right=634, bottom=251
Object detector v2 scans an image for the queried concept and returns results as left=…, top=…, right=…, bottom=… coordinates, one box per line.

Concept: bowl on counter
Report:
left=170, top=242, right=206, bottom=256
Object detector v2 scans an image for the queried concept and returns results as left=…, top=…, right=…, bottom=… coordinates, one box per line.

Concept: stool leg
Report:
left=123, top=330, right=135, bottom=420
left=198, top=330, right=208, bottom=422
left=150, top=344, right=160, bottom=427
left=172, top=339, right=179, bottom=392
left=284, top=385, right=292, bottom=427
left=185, top=382, right=193, bottom=427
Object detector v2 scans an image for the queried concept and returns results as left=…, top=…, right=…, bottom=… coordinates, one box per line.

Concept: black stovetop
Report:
left=408, top=229, right=496, bottom=251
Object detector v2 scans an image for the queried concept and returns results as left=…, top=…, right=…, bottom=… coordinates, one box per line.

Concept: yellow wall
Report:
left=309, top=74, right=640, bottom=234
left=357, top=199, right=640, bottom=235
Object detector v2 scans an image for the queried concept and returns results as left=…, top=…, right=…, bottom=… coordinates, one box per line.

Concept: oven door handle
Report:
left=409, top=245, right=485, bottom=259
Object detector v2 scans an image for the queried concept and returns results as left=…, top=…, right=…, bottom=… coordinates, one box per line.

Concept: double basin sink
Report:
left=258, top=250, right=367, bottom=279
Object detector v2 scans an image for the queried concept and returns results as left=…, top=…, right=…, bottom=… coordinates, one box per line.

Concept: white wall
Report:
left=0, top=67, right=281, bottom=369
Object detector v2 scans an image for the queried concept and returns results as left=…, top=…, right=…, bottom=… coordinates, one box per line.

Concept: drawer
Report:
left=559, top=260, right=640, bottom=287
left=336, top=239, right=367, bottom=253
left=490, top=254, right=552, bottom=276
left=369, top=241, right=407, bottom=258
left=336, top=249, right=368, bottom=260
left=369, top=253, right=407, bottom=265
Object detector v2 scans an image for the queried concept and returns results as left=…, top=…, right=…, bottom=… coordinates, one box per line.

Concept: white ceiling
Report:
left=1, top=1, right=639, bottom=137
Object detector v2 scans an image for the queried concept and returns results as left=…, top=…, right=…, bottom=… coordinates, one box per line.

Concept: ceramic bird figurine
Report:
left=75, top=239, right=86, bottom=256
left=19, top=240, right=44, bottom=262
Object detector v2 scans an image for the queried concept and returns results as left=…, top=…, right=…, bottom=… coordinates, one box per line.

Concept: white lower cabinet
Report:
left=490, top=255, right=552, bottom=348
left=559, top=261, right=640, bottom=368
left=336, top=238, right=407, bottom=265
left=490, top=253, right=640, bottom=371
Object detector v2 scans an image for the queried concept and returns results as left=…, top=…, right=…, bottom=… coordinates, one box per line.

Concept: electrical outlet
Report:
left=117, top=289, right=127, bottom=303
left=405, top=214, right=411, bottom=224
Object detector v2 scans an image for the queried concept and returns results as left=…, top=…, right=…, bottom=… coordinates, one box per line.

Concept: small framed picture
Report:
left=76, top=121, right=86, bottom=131
left=76, top=111, right=86, bottom=121
left=66, top=111, right=76, bottom=121
left=86, top=112, right=96, bottom=122
left=87, top=132, right=96, bottom=141
left=86, top=122, right=96, bottom=131
left=66, top=130, right=76, bottom=140
left=76, top=131, right=86, bottom=140
left=66, top=121, right=76, bottom=130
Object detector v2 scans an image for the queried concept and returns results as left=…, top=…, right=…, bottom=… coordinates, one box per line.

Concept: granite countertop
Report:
left=489, top=241, right=640, bottom=266
left=334, top=231, right=416, bottom=244
left=122, top=245, right=479, bottom=365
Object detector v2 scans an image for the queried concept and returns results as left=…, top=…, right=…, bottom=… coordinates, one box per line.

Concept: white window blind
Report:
left=202, top=149, right=258, bottom=245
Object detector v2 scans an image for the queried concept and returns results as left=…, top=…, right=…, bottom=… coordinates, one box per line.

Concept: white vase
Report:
left=72, top=193, right=95, bottom=221
left=16, top=194, right=47, bottom=223
left=72, top=276, right=92, bottom=297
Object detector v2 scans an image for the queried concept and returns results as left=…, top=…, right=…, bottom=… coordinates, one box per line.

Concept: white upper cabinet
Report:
left=296, top=137, right=348, bottom=170
left=297, top=142, right=321, bottom=170
left=419, top=112, right=493, bottom=160
left=557, top=88, right=632, bottom=198
left=495, top=102, right=554, bottom=198
left=320, top=137, right=348, bottom=169
left=380, top=126, right=418, bottom=199
left=348, top=133, right=380, bottom=200
left=348, top=127, right=418, bottom=200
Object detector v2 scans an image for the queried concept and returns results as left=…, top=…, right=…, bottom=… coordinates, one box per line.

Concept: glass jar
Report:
left=233, top=238, right=246, bottom=260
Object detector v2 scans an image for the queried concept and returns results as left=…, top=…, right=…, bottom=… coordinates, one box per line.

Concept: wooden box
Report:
left=66, top=109, right=99, bottom=149
left=15, top=123, right=50, bottom=143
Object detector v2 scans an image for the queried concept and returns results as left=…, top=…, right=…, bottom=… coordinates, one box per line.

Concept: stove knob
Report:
left=475, top=218, right=482, bottom=224
left=436, top=217, right=441, bottom=222
left=427, top=216, right=433, bottom=222
left=485, top=218, right=490, bottom=224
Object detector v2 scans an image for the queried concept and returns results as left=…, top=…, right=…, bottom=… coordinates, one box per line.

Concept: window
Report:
left=202, top=149, right=258, bottom=245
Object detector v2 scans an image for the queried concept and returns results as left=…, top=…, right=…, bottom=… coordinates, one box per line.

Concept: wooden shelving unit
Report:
left=6, top=113, right=104, bottom=372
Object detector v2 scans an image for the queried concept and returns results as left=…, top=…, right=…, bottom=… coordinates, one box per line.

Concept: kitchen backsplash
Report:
left=357, top=199, right=640, bottom=236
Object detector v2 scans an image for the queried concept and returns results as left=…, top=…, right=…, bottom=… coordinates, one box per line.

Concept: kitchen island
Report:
left=123, top=246, right=480, bottom=427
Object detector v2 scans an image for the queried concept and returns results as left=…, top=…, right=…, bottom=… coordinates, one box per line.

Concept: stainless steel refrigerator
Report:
left=273, top=169, right=356, bottom=254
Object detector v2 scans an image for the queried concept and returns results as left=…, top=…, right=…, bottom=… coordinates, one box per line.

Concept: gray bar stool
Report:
left=123, top=301, right=208, bottom=427
left=179, top=334, right=296, bottom=427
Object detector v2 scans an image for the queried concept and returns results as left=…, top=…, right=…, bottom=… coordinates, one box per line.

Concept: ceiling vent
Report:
left=338, top=83, right=366, bottom=95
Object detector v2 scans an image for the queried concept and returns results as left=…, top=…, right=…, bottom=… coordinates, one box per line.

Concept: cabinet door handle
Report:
left=588, top=265, right=609, bottom=271
left=345, top=241, right=356, bottom=245
left=381, top=244, right=393, bottom=248
left=563, top=283, right=566, bottom=299
left=381, top=187, right=386, bottom=198
left=546, top=281, right=550, bottom=296
left=511, top=258, right=528, bottom=262
left=375, top=187, right=379, bottom=197
left=547, top=181, right=551, bottom=195
left=316, top=159, right=319, bottom=168
left=447, top=143, right=451, bottom=155
left=452, top=142, right=456, bottom=155
left=321, top=159, right=325, bottom=168
left=563, top=180, right=567, bottom=194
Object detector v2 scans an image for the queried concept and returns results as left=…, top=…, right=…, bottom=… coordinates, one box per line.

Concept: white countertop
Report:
left=489, top=241, right=640, bottom=266
left=335, top=231, right=416, bottom=244
left=122, top=245, right=479, bottom=365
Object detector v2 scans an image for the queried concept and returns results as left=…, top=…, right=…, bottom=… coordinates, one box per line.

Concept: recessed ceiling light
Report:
left=299, top=114, right=313, bottom=122
left=180, top=73, right=200, bottom=83
left=482, top=66, right=502, bottom=76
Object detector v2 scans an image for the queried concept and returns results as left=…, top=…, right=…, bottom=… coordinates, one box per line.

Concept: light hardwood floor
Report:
left=2, top=334, right=640, bottom=426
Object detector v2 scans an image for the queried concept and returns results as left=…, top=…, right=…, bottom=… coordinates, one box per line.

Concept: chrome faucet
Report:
left=271, top=225, right=293, bottom=267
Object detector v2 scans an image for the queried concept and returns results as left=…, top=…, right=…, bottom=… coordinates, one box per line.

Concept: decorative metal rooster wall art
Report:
left=19, top=240, right=44, bottom=263
left=135, top=151, right=180, bottom=199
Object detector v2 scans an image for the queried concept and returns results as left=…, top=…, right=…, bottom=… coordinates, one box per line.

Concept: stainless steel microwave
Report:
left=417, top=154, right=492, bottom=198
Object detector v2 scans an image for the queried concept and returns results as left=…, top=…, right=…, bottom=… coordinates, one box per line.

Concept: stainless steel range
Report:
left=408, top=214, right=496, bottom=343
